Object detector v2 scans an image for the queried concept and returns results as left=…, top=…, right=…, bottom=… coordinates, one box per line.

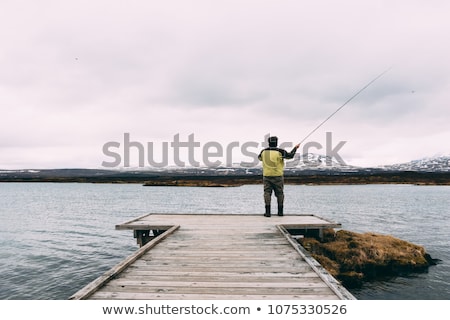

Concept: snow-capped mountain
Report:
left=288, top=153, right=351, bottom=168
left=382, top=155, right=450, bottom=172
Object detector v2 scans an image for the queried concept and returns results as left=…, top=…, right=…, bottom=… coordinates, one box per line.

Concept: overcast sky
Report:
left=1, top=0, right=449, bottom=169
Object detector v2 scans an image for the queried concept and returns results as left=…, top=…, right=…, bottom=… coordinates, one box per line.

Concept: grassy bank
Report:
left=298, top=229, right=438, bottom=288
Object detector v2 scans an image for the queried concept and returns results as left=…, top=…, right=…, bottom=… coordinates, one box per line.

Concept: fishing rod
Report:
left=298, top=67, right=392, bottom=145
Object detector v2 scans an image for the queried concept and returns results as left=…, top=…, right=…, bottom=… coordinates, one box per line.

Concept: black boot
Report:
left=278, top=205, right=283, bottom=216
left=264, top=205, right=271, bottom=217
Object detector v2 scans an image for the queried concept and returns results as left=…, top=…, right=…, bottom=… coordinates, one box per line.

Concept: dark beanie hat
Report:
left=268, top=136, right=278, bottom=147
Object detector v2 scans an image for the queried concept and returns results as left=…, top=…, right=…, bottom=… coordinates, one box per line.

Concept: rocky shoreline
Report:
left=298, top=229, right=438, bottom=288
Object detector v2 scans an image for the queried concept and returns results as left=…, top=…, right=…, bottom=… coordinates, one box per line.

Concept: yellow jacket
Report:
left=258, top=147, right=298, bottom=177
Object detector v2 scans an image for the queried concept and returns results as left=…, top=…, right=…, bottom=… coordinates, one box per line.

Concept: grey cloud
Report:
left=1, top=1, right=450, bottom=168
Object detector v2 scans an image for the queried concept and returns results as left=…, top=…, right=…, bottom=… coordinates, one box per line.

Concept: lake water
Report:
left=0, top=182, right=449, bottom=300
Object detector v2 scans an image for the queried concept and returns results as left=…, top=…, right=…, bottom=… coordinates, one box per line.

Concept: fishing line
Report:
left=298, top=67, right=392, bottom=145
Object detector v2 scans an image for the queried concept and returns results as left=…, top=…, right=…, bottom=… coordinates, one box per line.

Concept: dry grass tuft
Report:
left=299, top=229, right=436, bottom=287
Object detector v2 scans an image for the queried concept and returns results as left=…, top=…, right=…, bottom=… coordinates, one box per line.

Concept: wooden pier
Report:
left=70, top=214, right=356, bottom=300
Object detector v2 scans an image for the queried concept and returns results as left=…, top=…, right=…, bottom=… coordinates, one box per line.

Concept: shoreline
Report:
left=2, top=171, right=450, bottom=185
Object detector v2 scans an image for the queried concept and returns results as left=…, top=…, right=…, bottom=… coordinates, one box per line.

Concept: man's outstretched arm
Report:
left=283, top=143, right=300, bottom=159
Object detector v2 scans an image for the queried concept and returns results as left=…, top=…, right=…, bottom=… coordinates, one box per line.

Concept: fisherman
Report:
left=258, top=136, right=300, bottom=217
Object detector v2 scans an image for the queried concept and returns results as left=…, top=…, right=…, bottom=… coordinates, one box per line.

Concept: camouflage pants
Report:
left=263, top=176, right=284, bottom=206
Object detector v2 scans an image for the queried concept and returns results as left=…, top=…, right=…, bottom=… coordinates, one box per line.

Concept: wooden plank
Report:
left=91, top=284, right=335, bottom=296
left=118, top=270, right=319, bottom=278
left=115, top=214, right=340, bottom=230
left=123, top=265, right=314, bottom=273
left=89, top=292, right=340, bottom=300
left=115, top=273, right=321, bottom=282
left=277, top=225, right=356, bottom=300
left=138, top=255, right=302, bottom=261
left=132, top=257, right=310, bottom=266
left=100, top=279, right=329, bottom=292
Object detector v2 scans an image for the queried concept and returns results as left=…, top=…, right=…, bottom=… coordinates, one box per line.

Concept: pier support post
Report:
left=133, top=229, right=165, bottom=247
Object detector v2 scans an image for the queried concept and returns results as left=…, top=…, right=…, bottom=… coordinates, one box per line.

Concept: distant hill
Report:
left=379, top=155, right=450, bottom=172
left=1, top=154, right=449, bottom=185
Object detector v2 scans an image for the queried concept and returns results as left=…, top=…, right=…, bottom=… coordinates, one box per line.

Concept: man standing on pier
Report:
left=258, top=136, right=299, bottom=217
